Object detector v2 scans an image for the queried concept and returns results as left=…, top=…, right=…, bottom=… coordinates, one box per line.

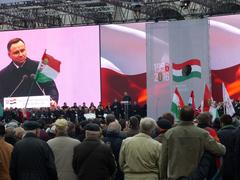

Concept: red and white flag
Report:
left=188, top=90, right=196, bottom=111
left=203, top=84, right=212, bottom=112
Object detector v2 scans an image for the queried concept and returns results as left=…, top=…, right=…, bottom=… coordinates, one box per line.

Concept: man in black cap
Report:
left=155, top=117, right=172, bottom=143
left=10, top=121, right=58, bottom=180
left=72, top=123, right=116, bottom=180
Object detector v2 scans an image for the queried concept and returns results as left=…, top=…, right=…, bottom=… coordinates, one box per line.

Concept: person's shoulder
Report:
left=165, top=123, right=204, bottom=135
left=66, top=136, right=81, bottom=144
left=99, top=142, right=113, bottom=151
left=0, top=62, right=14, bottom=75
left=3, top=140, right=14, bottom=150
left=25, top=58, right=39, bottom=66
left=48, top=136, right=80, bottom=145
left=73, top=141, right=82, bottom=150
left=47, top=137, right=57, bottom=145
left=150, top=137, right=162, bottom=146
left=122, top=136, right=135, bottom=144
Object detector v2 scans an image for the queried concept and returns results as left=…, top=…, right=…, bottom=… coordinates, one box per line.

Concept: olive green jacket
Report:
left=160, top=121, right=226, bottom=180
left=119, top=133, right=162, bottom=180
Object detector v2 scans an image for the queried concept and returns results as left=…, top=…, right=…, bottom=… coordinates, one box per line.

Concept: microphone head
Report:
left=30, top=74, right=36, bottom=79
left=22, top=74, right=28, bottom=79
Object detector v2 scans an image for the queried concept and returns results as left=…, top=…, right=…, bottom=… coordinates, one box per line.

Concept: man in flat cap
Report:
left=155, top=117, right=172, bottom=143
left=47, top=118, right=80, bottom=180
left=10, top=121, right=58, bottom=180
left=72, top=123, right=116, bottom=180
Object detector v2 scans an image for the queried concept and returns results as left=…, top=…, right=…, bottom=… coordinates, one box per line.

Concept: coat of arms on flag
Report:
left=35, top=51, right=61, bottom=83
left=172, top=59, right=201, bottom=82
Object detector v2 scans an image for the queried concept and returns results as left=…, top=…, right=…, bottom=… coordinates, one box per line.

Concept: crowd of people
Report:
left=1, top=103, right=240, bottom=180
left=1, top=100, right=147, bottom=125
left=1, top=27, right=240, bottom=180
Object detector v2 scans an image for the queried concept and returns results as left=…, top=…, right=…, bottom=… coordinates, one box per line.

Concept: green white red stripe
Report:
left=171, top=87, right=184, bottom=119
left=36, top=52, right=61, bottom=83
left=172, top=59, right=201, bottom=82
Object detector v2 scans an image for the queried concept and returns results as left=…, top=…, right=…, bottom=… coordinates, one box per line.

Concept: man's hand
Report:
left=50, top=100, right=57, bottom=109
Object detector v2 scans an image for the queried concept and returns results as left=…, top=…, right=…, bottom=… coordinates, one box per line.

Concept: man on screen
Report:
left=0, top=38, right=59, bottom=106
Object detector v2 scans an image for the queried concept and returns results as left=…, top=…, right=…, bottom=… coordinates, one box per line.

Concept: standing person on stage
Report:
left=122, top=91, right=132, bottom=103
left=47, top=118, right=80, bottom=180
left=122, top=92, right=132, bottom=120
left=112, top=98, right=122, bottom=119
left=10, top=121, right=58, bottom=180
left=0, top=38, right=59, bottom=105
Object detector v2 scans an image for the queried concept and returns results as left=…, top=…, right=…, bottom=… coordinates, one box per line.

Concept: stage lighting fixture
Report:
left=180, top=0, right=190, bottom=8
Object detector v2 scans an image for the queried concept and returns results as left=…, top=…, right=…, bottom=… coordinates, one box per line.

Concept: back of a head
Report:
left=107, top=121, right=121, bottom=133
left=220, top=114, right=233, bottom=126
left=5, top=127, right=15, bottom=137
left=157, top=117, right=172, bottom=130
left=140, top=117, right=157, bottom=135
left=134, top=114, right=141, bottom=122
left=129, top=116, right=139, bottom=130
left=54, top=118, right=68, bottom=135
left=5, top=121, right=19, bottom=129
left=180, top=106, right=194, bottom=122
left=162, top=112, right=175, bottom=126
left=67, top=121, right=75, bottom=137
left=0, top=123, right=5, bottom=137
left=15, top=127, right=25, bottom=139
left=106, top=114, right=116, bottom=125
left=23, top=121, right=41, bottom=131
left=197, top=112, right=212, bottom=126
left=85, top=123, right=101, bottom=139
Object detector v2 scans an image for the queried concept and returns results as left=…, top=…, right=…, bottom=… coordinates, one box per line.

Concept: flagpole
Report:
left=24, top=50, right=47, bottom=109
left=34, top=49, right=47, bottom=81
left=24, top=79, right=35, bottom=109
left=223, top=102, right=226, bottom=115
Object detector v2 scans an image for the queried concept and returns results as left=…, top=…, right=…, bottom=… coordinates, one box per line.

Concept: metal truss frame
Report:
left=0, top=0, right=239, bottom=30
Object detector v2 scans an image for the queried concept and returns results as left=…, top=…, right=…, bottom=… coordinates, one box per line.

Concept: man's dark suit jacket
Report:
left=0, top=58, right=59, bottom=103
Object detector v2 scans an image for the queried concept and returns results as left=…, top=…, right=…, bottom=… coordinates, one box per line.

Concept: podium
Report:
left=121, top=100, right=130, bottom=120
left=4, top=95, right=51, bottom=109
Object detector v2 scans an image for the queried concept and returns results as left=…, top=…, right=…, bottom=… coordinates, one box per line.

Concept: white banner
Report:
left=4, top=95, right=50, bottom=109
left=222, top=83, right=235, bottom=116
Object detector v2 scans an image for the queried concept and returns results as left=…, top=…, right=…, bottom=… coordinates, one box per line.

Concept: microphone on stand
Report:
left=29, top=74, right=57, bottom=108
left=30, top=74, right=46, bottom=95
left=9, top=74, right=28, bottom=97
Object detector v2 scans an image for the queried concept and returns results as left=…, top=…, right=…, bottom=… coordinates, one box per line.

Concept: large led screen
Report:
left=100, top=23, right=147, bottom=106
left=0, top=26, right=100, bottom=106
left=210, top=15, right=240, bottom=101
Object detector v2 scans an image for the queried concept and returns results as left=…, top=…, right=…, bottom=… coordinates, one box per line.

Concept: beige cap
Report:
left=54, top=118, right=68, bottom=130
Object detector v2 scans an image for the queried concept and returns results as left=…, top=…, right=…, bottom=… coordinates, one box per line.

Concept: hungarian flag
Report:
left=172, top=59, right=201, bottom=82
left=188, top=90, right=196, bottom=111
left=35, top=51, right=61, bottom=83
left=203, top=84, right=212, bottom=112
left=171, top=87, right=184, bottom=119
